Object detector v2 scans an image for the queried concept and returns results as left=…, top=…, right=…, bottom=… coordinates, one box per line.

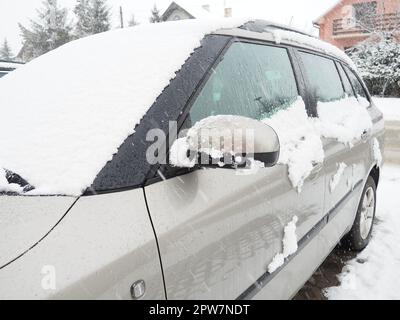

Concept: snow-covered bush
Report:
left=347, top=35, right=400, bottom=97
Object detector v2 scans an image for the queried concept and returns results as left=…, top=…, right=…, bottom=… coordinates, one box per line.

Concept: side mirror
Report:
left=170, top=115, right=280, bottom=169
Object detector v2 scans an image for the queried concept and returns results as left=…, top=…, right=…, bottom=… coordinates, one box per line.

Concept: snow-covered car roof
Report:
left=0, top=18, right=354, bottom=196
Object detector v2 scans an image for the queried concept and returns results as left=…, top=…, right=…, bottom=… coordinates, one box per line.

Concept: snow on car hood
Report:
left=0, top=18, right=246, bottom=196
left=0, top=195, right=76, bottom=268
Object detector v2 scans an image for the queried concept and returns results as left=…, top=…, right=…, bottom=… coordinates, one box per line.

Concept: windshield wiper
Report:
left=4, top=169, right=35, bottom=192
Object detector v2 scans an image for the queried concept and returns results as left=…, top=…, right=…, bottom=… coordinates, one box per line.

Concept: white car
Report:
left=0, top=19, right=384, bottom=300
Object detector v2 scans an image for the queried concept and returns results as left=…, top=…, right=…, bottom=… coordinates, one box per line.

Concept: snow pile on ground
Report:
left=266, top=28, right=356, bottom=70
left=268, top=216, right=298, bottom=274
left=0, top=18, right=246, bottom=196
left=373, top=138, right=383, bottom=167
left=313, top=97, right=373, bottom=146
left=325, top=165, right=400, bottom=299
left=330, top=163, right=347, bottom=192
left=373, top=97, right=400, bottom=121
left=0, top=168, right=23, bottom=194
left=263, top=97, right=324, bottom=192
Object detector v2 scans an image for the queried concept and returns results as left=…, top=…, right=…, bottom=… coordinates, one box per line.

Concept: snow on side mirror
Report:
left=170, top=115, right=280, bottom=169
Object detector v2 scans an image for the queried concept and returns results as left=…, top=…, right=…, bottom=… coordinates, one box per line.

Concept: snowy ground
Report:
left=373, top=97, right=400, bottom=121
left=325, top=164, right=400, bottom=299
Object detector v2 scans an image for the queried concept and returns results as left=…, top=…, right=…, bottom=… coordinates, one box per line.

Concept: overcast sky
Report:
left=0, top=0, right=338, bottom=54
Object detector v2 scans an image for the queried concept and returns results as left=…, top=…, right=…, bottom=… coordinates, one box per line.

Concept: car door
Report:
left=343, top=63, right=383, bottom=184
left=297, top=51, right=369, bottom=246
left=144, top=41, right=326, bottom=300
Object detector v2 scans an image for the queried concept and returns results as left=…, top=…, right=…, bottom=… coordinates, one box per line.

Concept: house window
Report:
left=353, top=1, right=377, bottom=26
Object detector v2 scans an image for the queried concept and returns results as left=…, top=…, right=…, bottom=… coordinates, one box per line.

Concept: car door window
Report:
left=337, top=63, right=354, bottom=97
left=343, top=65, right=371, bottom=107
left=188, top=42, right=299, bottom=125
left=299, top=52, right=345, bottom=103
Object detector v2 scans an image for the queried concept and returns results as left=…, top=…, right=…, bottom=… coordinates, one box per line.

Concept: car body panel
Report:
left=0, top=195, right=77, bottom=268
left=251, top=180, right=364, bottom=299
left=145, top=162, right=324, bottom=300
left=0, top=189, right=164, bottom=299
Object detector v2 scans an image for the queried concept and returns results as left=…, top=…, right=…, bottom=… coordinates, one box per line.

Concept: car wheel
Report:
left=342, top=176, right=376, bottom=251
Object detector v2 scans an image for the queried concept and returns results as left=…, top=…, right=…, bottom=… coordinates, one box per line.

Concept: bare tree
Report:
left=342, top=0, right=400, bottom=38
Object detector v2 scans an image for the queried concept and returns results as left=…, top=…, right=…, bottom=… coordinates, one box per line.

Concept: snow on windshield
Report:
left=0, top=18, right=246, bottom=196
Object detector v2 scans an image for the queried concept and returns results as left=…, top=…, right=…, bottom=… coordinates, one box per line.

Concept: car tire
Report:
left=342, top=176, right=376, bottom=252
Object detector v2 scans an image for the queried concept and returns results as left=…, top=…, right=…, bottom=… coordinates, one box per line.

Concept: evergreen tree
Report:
left=74, top=0, right=92, bottom=38
left=74, top=0, right=111, bottom=38
left=128, top=14, right=139, bottom=27
left=91, top=0, right=111, bottom=34
left=19, top=0, right=72, bottom=61
left=0, top=38, right=13, bottom=60
left=348, top=35, right=400, bottom=96
left=149, top=4, right=162, bottom=23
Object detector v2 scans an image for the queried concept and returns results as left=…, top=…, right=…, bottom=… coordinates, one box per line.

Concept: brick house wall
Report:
left=315, top=0, right=400, bottom=49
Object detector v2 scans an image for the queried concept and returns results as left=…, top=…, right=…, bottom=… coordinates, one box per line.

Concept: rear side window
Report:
left=299, top=52, right=344, bottom=102
left=188, top=42, right=299, bottom=124
left=337, top=63, right=354, bottom=97
left=344, top=65, right=370, bottom=107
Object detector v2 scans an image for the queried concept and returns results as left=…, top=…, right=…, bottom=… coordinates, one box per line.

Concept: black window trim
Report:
left=341, top=63, right=372, bottom=108
left=335, top=60, right=356, bottom=97
left=294, top=47, right=368, bottom=117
